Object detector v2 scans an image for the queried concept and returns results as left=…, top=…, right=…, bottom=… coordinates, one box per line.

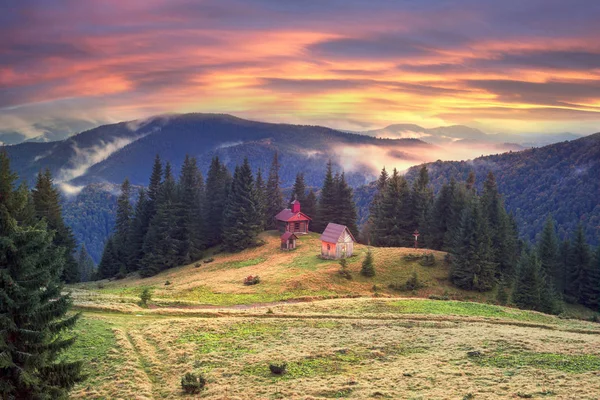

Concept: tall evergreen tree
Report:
left=147, top=154, right=163, bottom=213
left=176, top=155, right=205, bottom=262
left=254, top=168, right=267, bottom=231
left=265, top=152, right=284, bottom=230
left=443, top=178, right=469, bottom=251
left=580, top=239, right=600, bottom=309
left=76, top=244, right=95, bottom=282
left=538, top=216, right=562, bottom=291
left=0, top=154, right=83, bottom=398
left=127, top=188, right=150, bottom=272
left=97, top=236, right=118, bottom=279
left=372, top=169, right=412, bottom=247
left=367, top=167, right=389, bottom=244
left=32, top=169, right=79, bottom=283
left=565, top=224, right=591, bottom=303
left=334, top=172, right=358, bottom=237
left=315, top=161, right=337, bottom=232
left=204, top=156, right=231, bottom=245
left=303, top=189, right=317, bottom=221
left=289, top=173, right=307, bottom=207
left=113, top=178, right=133, bottom=276
left=222, top=159, right=262, bottom=252
left=450, top=196, right=496, bottom=291
left=141, top=162, right=181, bottom=277
left=429, top=182, right=453, bottom=250
left=411, top=166, right=433, bottom=245
left=513, top=247, right=543, bottom=310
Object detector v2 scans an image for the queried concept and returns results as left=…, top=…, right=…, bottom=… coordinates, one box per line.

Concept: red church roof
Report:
left=274, top=209, right=312, bottom=222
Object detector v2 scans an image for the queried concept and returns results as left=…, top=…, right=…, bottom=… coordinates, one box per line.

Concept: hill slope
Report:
left=400, top=132, right=600, bottom=244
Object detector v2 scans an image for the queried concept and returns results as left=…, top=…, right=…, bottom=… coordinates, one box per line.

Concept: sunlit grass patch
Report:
left=220, top=257, right=267, bottom=269
left=472, top=350, right=600, bottom=373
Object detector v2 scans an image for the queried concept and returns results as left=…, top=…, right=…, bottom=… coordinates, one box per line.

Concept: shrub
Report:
left=338, top=258, right=352, bottom=280
left=389, top=271, right=425, bottom=292
left=139, top=287, right=152, bottom=307
left=428, top=294, right=449, bottom=301
left=194, top=262, right=201, bottom=268
left=403, top=253, right=421, bottom=262
left=203, top=257, right=215, bottom=264
left=165, top=280, right=171, bottom=286
left=181, top=372, right=206, bottom=394
left=244, top=275, right=260, bottom=285
left=96, top=282, right=105, bottom=289
left=269, top=362, right=287, bottom=375
left=419, top=253, right=436, bottom=266
left=360, top=249, right=375, bottom=277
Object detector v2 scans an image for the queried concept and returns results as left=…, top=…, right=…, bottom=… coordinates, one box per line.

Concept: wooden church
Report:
left=320, top=223, right=355, bottom=259
left=274, top=200, right=311, bottom=234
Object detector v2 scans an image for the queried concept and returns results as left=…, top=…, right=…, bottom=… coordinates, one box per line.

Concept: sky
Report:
left=2, top=0, right=600, bottom=139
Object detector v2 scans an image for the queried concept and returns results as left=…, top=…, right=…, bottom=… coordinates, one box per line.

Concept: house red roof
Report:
left=320, top=223, right=356, bottom=243
left=274, top=209, right=312, bottom=222
left=281, top=232, right=298, bottom=241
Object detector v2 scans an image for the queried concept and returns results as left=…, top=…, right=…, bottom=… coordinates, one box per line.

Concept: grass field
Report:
left=67, top=232, right=600, bottom=399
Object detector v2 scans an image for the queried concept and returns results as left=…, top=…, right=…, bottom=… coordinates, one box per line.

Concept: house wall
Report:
left=321, top=241, right=337, bottom=259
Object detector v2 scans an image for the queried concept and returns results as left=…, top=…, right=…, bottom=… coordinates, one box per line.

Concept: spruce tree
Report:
left=141, top=163, right=181, bottom=277
left=443, top=178, right=468, bottom=251
left=360, top=249, right=375, bottom=277
left=580, top=239, right=600, bottom=309
left=289, top=173, right=307, bottom=207
left=76, top=244, right=95, bottom=282
left=204, top=157, right=231, bottom=245
left=32, top=169, right=79, bottom=283
left=265, top=152, right=284, bottom=230
left=538, top=216, right=562, bottom=291
left=513, top=247, right=543, bottom=311
left=1, top=154, right=83, bottom=397
left=335, top=172, right=358, bottom=237
left=113, top=178, right=133, bottom=276
left=429, top=182, right=453, bottom=250
left=176, top=155, right=205, bottom=262
left=411, top=166, right=433, bottom=245
left=254, top=168, right=267, bottom=231
left=147, top=154, right=163, bottom=215
left=565, top=224, right=591, bottom=303
left=97, top=236, right=118, bottom=279
left=222, top=159, right=262, bottom=252
left=372, top=169, right=412, bottom=247
left=315, top=161, right=337, bottom=233
left=368, top=167, right=389, bottom=245
left=450, top=196, right=496, bottom=291
left=127, top=188, right=150, bottom=272
left=303, top=189, right=317, bottom=222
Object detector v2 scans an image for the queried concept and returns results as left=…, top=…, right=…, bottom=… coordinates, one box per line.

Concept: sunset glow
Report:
left=2, top=0, right=600, bottom=137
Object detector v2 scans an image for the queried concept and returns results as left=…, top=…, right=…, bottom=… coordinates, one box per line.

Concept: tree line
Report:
left=97, top=153, right=359, bottom=279
left=368, top=165, right=600, bottom=313
left=0, top=151, right=83, bottom=398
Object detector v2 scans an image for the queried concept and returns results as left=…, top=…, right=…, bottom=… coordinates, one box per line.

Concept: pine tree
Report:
left=254, top=168, right=267, bottom=231
left=97, top=236, right=118, bottom=279
left=513, top=247, right=543, bottom=310
left=127, top=188, right=150, bottom=272
left=372, top=169, right=412, bottom=247
left=450, top=196, right=496, bottom=291
left=580, top=239, right=600, bottom=309
left=367, top=167, right=389, bottom=245
left=538, top=216, right=562, bottom=291
left=204, top=156, right=231, bottom=245
left=443, top=178, right=468, bottom=251
left=176, top=155, right=205, bottom=262
left=360, top=249, right=375, bottom=277
left=315, top=161, right=337, bottom=232
left=76, top=244, right=95, bottom=282
left=265, top=152, right=284, bottom=230
left=222, top=159, right=262, bottom=252
left=147, top=154, right=163, bottom=214
left=303, top=189, right=317, bottom=221
left=289, top=173, right=307, bottom=207
left=429, top=182, right=453, bottom=250
left=141, top=162, right=181, bottom=277
left=1, top=154, right=83, bottom=397
left=113, top=178, right=133, bottom=277
left=32, top=169, right=79, bottom=283
left=411, top=166, right=433, bottom=245
left=335, top=172, right=358, bottom=237
left=565, top=224, right=591, bottom=303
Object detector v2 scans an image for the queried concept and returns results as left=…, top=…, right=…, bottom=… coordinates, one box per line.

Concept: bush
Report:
left=139, top=287, right=152, bottom=307
left=203, top=257, right=215, bottom=264
left=244, top=275, right=260, bottom=285
left=402, top=253, right=421, bottom=262
left=194, top=262, right=201, bottom=268
left=165, top=280, right=171, bottom=286
left=389, top=271, right=425, bottom=292
left=428, top=294, right=449, bottom=301
left=181, top=372, right=206, bottom=394
left=269, top=362, right=287, bottom=375
left=338, top=258, right=352, bottom=280
left=96, top=282, right=105, bottom=289
left=360, top=249, right=375, bottom=277
left=419, top=253, right=436, bottom=266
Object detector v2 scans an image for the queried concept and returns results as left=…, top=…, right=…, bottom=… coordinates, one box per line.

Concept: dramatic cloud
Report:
left=1, top=0, right=600, bottom=139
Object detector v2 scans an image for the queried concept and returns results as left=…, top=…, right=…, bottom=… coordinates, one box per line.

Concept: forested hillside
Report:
left=400, top=133, right=600, bottom=245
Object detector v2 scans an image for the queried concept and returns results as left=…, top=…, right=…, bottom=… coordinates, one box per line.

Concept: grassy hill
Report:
left=67, top=232, right=600, bottom=399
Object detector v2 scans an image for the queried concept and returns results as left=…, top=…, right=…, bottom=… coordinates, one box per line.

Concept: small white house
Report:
left=320, top=223, right=355, bottom=259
